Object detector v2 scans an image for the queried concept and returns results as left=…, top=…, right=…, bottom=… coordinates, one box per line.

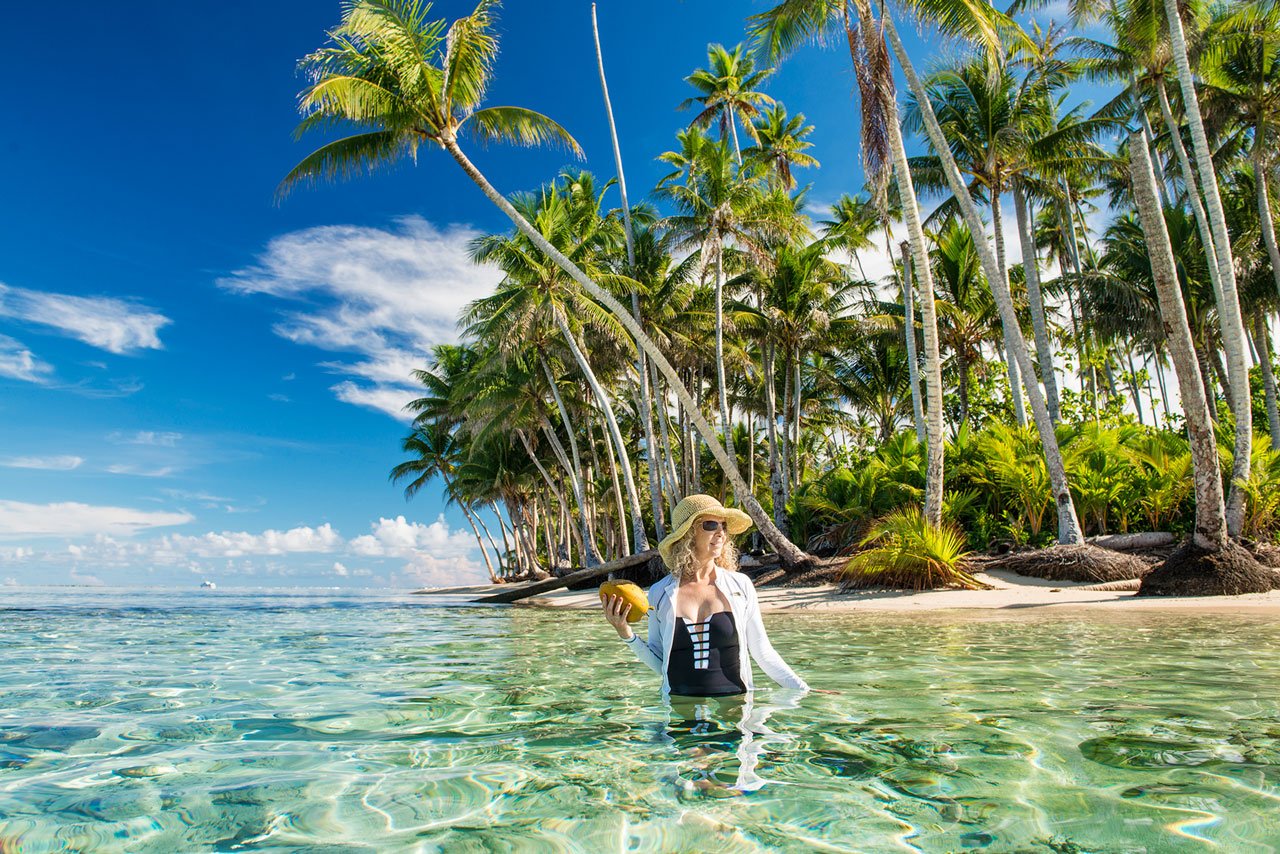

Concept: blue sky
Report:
left=0, top=0, right=1110, bottom=589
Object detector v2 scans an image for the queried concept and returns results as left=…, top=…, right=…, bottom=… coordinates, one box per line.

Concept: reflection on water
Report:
left=1, top=586, right=1279, bottom=852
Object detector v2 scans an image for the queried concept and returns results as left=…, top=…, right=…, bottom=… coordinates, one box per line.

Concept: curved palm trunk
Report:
left=881, top=10, right=1083, bottom=544
left=592, top=4, right=664, bottom=540
left=553, top=310, right=648, bottom=552
left=441, top=136, right=809, bottom=567
left=901, top=241, right=926, bottom=444
left=1161, top=0, right=1252, bottom=536
left=853, top=0, right=946, bottom=525
left=1130, top=135, right=1227, bottom=549
left=1014, top=182, right=1061, bottom=424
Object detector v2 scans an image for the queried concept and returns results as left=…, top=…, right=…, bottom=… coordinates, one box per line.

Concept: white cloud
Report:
left=0, top=283, right=170, bottom=354
left=68, top=568, right=104, bottom=586
left=109, top=431, right=182, bottom=447
left=218, top=217, right=502, bottom=419
left=162, top=523, right=343, bottom=558
left=349, top=514, right=476, bottom=559
left=106, top=464, right=176, bottom=478
left=332, top=561, right=349, bottom=576
left=0, top=501, right=193, bottom=538
left=2, top=455, right=83, bottom=471
left=0, top=334, right=54, bottom=383
left=2, top=577, right=16, bottom=586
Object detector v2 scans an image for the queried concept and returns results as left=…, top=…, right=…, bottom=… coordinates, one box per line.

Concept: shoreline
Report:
left=414, top=569, right=1280, bottom=615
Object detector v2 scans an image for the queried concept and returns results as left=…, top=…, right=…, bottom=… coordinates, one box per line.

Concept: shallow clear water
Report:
left=1, top=587, right=1278, bottom=852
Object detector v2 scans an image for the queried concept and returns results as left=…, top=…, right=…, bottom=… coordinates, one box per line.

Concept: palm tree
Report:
left=283, top=0, right=811, bottom=566
left=750, top=0, right=948, bottom=525
left=466, top=174, right=649, bottom=553
left=1159, top=0, right=1254, bottom=536
left=590, top=2, right=664, bottom=539
left=658, top=130, right=805, bottom=465
left=746, top=104, right=820, bottom=190
left=1130, top=135, right=1273, bottom=594
left=1200, top=0, right=1280, bottom=303
left=871, top=0, right=1086, bottom=544
left=679, top=43, right=776, bottom=163
left=391, top=421, right=499, bottom=582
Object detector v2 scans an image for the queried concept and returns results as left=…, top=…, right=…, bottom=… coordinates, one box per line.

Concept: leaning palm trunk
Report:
left=1161, top=0, right=1252, bottom=536
left=880, top=8, right=1083, bottom=544
left=763, top=342, right=790, bottom=535
left=852, top=0, right=946, bottom=525
left=1014, top=182, right=1061, bottom=424
left=1130, top=134, right=1228, bottom=549
left=552, top=309, right=648, bottom=552
left=592, top=3, right=665, bottom=539
left=538, top=414, right=600, bottom=566
left=901, top=242, right=926, bottom=444
left=441, top=135, right=810, bottom=567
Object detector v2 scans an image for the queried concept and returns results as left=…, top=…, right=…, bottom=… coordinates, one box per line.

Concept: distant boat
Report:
left=200, top=581, right=216, bottom=589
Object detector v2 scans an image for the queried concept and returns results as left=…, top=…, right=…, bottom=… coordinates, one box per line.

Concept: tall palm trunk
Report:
left=440, top=132, right=809, bottom=566
left=652, top=361, right=682, bottom=503
left=714, top=248, right=736, bottom=461
left=553, top=311, right=647, bottom=552
left=901, top=241, right=926, bottom=444
left=763, top=342, right=790, bottom=534
left=592, top=4, right=664, bottom=540
left=1130, top=135, right=1227, bottom=549
left=847, top=0, right=946, bottom=524
left=880, top=9, right=1083, bottom=544
left=991, top=190, right=1028, bottom=427
left=1014, top=182, right=1061, bottom=423
left=1255, top=136, right=1280, bottom=303
left=1155, top=80, right=1226, bottom=312
left=1161, top=0, right=1252, bottom=536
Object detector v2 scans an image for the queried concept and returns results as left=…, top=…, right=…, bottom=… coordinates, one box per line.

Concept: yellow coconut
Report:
left=598, top=580, right=650, bottom=623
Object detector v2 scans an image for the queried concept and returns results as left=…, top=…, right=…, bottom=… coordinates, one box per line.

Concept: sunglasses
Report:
left=699, top=520, right=725, bottom=532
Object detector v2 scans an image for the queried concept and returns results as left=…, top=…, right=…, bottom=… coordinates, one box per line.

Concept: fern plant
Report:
left=842, top=508, right=984, bottom=590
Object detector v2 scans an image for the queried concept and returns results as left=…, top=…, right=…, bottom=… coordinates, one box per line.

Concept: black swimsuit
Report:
left=667, top=611, right=747, bottom=697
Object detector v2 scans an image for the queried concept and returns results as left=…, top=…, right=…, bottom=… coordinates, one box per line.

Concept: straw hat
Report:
left=657, top=494, right=754, bottom=569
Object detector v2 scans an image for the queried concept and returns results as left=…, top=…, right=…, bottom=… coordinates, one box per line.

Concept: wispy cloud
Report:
left=219, top=217, right=502, bottom=420
left=0, top=334, right=54, bottom=383
left=161, top=523, right=342, bottom=557
left=2, top=455, right=84, bottom=471
left=105, top=464, right=176, bottom=478
left=0, top=500, right=192, bottom=538
left=109, top=430, right=182, bottom=447
left=0, top=283, right=170, bottom=354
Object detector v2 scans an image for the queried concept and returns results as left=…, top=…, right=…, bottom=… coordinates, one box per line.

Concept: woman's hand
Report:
left=601, top=593, right=634, bottom=640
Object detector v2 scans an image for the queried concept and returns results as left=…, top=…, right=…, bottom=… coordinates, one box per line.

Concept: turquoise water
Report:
left=1, top=588, right=1278, bottom=852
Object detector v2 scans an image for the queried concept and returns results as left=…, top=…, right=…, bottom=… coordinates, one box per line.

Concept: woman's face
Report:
left=690, top=514, right=727, bottom=564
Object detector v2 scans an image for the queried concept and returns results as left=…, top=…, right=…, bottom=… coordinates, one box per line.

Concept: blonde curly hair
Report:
left=665, top=517, right=740, bottom=580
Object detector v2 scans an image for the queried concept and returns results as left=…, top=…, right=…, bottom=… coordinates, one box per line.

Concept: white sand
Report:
left=509, top=569, right=1280, bottom=615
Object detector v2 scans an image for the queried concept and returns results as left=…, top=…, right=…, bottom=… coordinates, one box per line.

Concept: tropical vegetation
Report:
left=283, top=0, right=1280, bottom=594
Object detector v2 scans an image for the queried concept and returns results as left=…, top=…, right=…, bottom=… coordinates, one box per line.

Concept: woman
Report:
left=601, top=494, right=808, bottom=700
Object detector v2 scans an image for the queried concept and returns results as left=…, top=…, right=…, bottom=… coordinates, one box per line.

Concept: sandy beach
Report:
left=417, top=569, right=1280, bottom=615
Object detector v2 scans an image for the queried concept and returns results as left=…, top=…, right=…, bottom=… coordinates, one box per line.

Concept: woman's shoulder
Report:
left=649, top=574, right=676, bottom=605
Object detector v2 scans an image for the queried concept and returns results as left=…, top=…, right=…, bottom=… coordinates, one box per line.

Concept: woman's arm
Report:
left=603, top=594, right=663, bottom=674
left=741, top=581, right=809, bottom=691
